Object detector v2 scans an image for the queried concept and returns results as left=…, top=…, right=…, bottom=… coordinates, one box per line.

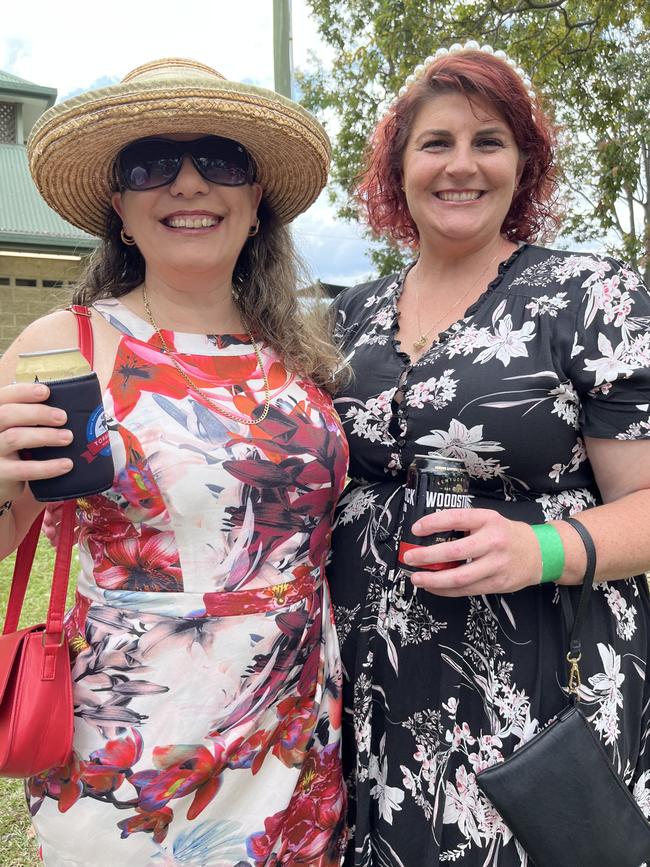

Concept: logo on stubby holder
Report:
left=82, top=405, right=111, bottom=463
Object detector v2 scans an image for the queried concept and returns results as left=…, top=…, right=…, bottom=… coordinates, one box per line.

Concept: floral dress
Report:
left=327, top=244, right=650, bottom=865
left=27, top=298, right=349, bottom=867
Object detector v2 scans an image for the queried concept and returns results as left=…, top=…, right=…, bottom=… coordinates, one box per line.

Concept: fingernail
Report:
left=403, top=552, right=413, bottom=565
left=52, top=409, right=67, bottom=423
left=35, top=384, right=48, bottom=397
left=58, top=430, right=73, bottom=443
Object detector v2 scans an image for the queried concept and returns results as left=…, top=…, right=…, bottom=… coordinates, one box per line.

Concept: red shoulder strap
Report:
left=3, top=501, right=76, bottom=636
left=69, top=304, right=94, bottom=366
left=2, top=305, right=94, bottom=637
left=3, top=512, right=44, bottom=633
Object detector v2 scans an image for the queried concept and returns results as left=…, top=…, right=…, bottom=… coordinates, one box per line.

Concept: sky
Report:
left=0, top=0, right=378, bottom=287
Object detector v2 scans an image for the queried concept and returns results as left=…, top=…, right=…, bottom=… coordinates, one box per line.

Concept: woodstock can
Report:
left=397, top=454, right=471, bottom=573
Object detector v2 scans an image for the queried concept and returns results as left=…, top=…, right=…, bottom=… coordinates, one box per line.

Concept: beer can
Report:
left=397, top=454, right=471, bottom=573
left=14, top=348, right=114, bottom=502
left=15, top=348, right=91, bottom=383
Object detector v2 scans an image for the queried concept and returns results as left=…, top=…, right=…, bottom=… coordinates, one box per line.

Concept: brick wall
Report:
left=0, top=254, right=88, bottom=354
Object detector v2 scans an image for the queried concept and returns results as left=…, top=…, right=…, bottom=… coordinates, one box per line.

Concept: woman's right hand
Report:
left=0, top=382, right=74, bottom=504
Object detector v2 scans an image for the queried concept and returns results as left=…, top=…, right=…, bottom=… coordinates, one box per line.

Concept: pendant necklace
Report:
left=412, top=245, right=504, bottom=352
left=142, top=284, right=271, bottom=426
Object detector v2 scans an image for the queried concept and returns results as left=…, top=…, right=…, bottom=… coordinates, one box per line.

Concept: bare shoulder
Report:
left=3, top=308, right=79, bottom=353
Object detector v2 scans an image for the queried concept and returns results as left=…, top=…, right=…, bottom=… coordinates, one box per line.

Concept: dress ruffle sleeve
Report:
left=566, top=257, right=650, bottom=440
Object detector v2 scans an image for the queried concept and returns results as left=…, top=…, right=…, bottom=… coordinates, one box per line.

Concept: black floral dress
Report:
left=328, top=244, right=650, bottom=866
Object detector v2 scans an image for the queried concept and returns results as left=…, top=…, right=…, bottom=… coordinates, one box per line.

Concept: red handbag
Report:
left=0, top=306, right=92, bottom=777
left=0, top=501, right=76, bottom=776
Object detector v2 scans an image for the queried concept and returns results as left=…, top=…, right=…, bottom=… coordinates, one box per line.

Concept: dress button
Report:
left=397, top=438, right=406, bottom=447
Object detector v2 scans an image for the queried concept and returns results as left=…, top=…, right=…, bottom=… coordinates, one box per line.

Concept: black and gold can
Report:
left=398, top=454, right=471, bottom=573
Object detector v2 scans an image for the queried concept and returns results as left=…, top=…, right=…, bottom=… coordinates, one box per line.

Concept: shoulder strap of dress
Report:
left=68, top=304, right=94, bottom=367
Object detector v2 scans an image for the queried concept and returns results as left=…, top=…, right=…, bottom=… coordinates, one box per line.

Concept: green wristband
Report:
left=531, top=523, right=565, bottom=583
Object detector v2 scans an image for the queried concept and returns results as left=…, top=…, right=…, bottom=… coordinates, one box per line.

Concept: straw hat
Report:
left=28, top=58, right=331, bottom=237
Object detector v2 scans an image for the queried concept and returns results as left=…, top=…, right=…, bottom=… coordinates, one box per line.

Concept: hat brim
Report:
left=28, top=75, right=331, bottom=236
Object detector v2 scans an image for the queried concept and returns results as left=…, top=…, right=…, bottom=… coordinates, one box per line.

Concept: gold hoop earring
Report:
left=248, top=219, right=260, bottom=238
left=120, top=228, right=137, bottom=246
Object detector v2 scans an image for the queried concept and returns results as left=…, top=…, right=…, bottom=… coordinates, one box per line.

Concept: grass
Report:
left=0, top=538, right=78, bottom=867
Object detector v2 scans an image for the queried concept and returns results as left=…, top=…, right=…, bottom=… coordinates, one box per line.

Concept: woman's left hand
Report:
left=402, top=508, right=541, bottom=596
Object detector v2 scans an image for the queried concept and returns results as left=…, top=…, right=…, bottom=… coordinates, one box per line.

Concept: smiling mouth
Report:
left=163, top=216, right=222, bottom=228
left=436, top=191, right=483, bottom=202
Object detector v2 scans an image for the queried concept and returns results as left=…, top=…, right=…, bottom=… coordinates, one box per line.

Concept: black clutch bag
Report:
left=477, top=518, right=650, bottom=867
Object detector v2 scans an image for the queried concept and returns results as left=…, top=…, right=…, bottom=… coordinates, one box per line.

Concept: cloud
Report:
left=292, top=191, right=382, bottom=286
left=1, top=0, right=277, bottom=95
left=62, top=76, right=120, bottom=101
left=1, top=36, right=30, bottom=72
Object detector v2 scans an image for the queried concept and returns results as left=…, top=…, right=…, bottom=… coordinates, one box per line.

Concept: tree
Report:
left=299, top=1, right=650, bottom=283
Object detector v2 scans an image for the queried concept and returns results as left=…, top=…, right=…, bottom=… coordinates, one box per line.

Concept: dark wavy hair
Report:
left=357, top=50, right=560, bottom=246
left=72, top=200, right=344, bottom=391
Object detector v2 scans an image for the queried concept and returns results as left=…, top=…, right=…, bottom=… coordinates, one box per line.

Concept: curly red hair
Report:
left=356, top=50, right=559, bottom=246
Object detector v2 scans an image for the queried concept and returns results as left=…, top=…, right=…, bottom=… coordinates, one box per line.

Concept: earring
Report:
left=248, top=218, right=260, bottom=238
left=120, top=228, right=137, bottom=246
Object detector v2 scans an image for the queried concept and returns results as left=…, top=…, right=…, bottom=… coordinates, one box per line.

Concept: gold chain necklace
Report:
left=142, top=285, right=271, bottom=426
left=412, top=244, right=504, bottom=352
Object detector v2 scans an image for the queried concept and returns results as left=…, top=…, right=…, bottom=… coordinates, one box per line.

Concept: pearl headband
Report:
left=397, top=40, right=535, bottom=102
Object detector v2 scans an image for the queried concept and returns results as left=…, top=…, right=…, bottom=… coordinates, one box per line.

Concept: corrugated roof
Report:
left=0, top=71, right=29, bottom=84
left=0, top=144, right=97, bottom=250
left=0, top=69, right=56, bottom=101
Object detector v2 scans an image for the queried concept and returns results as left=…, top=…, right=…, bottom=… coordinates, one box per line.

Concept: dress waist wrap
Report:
left=75, top=567, right=324, bottom=618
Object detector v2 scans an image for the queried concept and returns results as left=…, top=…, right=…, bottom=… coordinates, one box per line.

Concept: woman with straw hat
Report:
left=0, top=58, right=348, bottom=865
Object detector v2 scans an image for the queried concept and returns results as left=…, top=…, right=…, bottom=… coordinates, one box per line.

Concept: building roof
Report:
left=319, top=281, right=347, bottom=298
left=0, top=144, right=97, bottom=252
left=0, top=69, right=56, bottom=104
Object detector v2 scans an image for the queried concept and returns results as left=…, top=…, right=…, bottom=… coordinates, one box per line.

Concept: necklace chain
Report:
left=142, top=285, right=271, bottom=426
left=412, top=245, right=504, bottom=352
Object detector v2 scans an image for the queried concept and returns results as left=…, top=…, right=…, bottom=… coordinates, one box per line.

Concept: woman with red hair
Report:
left=328, top=44, right=650, bottom=864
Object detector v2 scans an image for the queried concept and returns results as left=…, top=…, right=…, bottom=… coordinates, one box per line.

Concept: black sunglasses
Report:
left=116, top=136, right=255, bottom=191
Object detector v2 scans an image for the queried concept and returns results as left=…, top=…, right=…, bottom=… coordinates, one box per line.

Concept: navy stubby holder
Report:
left=19, top=306, right=114, bottom=502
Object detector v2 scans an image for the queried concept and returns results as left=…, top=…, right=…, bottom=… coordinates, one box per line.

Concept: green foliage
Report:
left=300, top=0, right=650, bottom=281
left=0, top=777, right=38, bottom=866
left=0, top=540, right=78, bottom=866
left=371, top=241, right=412, bottom=276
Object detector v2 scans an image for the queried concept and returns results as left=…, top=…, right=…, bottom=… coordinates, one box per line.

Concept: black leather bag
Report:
left=477, top=518, right=650, bottom=867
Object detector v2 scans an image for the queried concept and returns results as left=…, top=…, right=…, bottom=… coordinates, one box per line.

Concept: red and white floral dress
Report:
left=28, top=298, right=348, bottom=867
